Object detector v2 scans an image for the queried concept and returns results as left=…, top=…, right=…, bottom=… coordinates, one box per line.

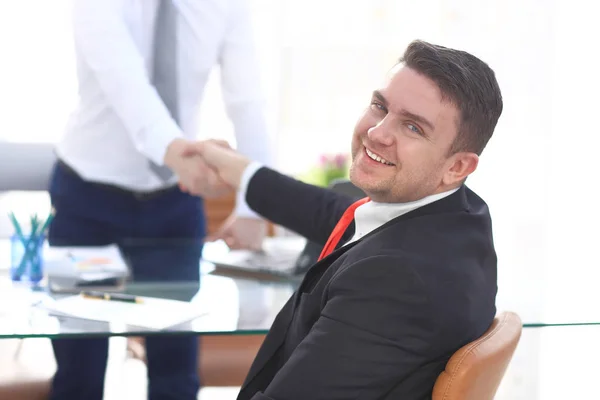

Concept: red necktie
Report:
left=318, top=197, right=371, bottom=261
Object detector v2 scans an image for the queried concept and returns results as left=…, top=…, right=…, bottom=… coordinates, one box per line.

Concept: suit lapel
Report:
left=240, top=293, right=295, bottom=391
left=296, top=240, right=359, bottom=294
left=240, top=243, right=357, bottom=391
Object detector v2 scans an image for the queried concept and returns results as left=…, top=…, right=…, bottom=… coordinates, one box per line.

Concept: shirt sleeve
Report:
left=233, top=161, right=264, bottom=218
left=72, top=0, right=182, bottom=164
left=218, top=0, right=275, bottom=167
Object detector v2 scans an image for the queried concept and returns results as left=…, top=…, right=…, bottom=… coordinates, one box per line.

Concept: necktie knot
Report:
left=317, top=197, right=370, bottom=261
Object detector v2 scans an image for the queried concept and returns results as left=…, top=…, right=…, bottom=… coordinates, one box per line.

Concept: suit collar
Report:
left=342, top=185, right=469, bottom=245
left=351, top=187, right=459, bottom=242
left=393, top=184, right=470, bottom=221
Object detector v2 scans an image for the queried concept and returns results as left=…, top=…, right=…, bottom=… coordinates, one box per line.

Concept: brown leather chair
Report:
left=432, top=311, right=522, bottom=400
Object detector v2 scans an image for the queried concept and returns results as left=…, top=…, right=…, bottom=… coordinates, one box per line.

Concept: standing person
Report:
left=47, top=0, right=272, bottom=399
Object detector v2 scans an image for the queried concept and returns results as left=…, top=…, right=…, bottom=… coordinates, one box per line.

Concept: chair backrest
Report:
left=432, top=311, right=522, bottom=400
left=0, top=141, right=56, bottom=191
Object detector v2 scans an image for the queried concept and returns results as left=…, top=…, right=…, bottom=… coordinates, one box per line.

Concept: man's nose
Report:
left=367, top=120, right=394, bottom=146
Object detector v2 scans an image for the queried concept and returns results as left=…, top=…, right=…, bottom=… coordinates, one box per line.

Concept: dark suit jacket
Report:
left=237, top=168, right=497, bottom=400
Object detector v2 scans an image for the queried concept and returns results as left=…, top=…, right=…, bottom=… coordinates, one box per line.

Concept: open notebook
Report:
left=202, top=236, right=308, bottom=278
left=38, top=294, right=209, bottom=330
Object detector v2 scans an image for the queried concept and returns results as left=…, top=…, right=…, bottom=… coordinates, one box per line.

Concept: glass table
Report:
left=0, top=271, right=296, bottom=339
left=1, top=235, right=599, bottom=340
left=2, top=267, right=600, bottom=340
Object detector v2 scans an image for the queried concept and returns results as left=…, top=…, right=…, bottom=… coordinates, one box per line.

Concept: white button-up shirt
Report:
left=57, top=0, right=272, bottom=210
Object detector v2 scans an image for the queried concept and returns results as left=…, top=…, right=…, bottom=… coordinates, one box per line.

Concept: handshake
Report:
left=163, top=138, right=251, bottom=198
left=163, top=138, right=267, bottom=250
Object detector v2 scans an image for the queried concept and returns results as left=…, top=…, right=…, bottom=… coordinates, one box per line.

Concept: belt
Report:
left=57, top=159, right=179, bottom=201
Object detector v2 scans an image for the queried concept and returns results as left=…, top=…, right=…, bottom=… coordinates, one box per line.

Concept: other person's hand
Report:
left=164, top=138, right=232, bottom=198
left=208, top=214, right=267, bottom=251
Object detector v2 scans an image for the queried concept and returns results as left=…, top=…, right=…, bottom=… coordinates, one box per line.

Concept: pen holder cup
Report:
left=10, top=233, right=45, bottom=284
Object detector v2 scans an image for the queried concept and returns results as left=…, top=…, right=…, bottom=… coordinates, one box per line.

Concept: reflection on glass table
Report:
left=0, top=273, right=295, bottom=339
left=2, top=238, right=600, bottom=340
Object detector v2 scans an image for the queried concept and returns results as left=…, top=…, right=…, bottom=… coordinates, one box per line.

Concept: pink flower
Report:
left=333, top=153, right=347, bottom=169
left=319, top=154, right=329, bottom=167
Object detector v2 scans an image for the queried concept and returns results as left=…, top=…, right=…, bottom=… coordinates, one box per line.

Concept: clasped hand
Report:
left=163, top=138, right=251, bottom=200
left=163, top=138, right=265, bottom=250
left=162, top=138, right=231, bottom=198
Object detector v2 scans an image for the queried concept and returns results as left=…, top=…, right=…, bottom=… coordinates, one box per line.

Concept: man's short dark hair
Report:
left=399, top=40, right=503, bottom=156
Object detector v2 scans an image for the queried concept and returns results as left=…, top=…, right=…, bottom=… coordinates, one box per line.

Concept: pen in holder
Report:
left=8, top=211, right=54, bottom=284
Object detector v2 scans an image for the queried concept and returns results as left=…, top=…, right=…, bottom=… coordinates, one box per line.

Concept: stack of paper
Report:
left=44, top=245, right=129, bottom=291
left=39, top=294, right=209, bottom=330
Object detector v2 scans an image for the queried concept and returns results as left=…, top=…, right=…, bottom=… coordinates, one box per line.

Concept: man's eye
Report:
left=407, top=124, right=421, bottom=134
left=370, top=102, right=386, bottom=112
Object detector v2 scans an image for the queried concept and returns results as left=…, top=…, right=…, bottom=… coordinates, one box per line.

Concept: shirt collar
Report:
left=349, top=187, right=460, bottom=243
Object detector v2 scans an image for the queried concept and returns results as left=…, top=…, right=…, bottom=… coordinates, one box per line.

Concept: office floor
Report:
left=103, top=338, right=240, bottom=400
left=0, top=336, right=240, bottom=400
left=104, top=354, right=240, bottom=400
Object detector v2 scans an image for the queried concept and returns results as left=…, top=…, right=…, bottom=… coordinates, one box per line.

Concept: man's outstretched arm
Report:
left=195, top=141, right=356, bottom=245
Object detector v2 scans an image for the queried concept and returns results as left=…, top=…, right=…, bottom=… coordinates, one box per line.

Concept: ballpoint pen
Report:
left=81, top=291, right=144, bottom=304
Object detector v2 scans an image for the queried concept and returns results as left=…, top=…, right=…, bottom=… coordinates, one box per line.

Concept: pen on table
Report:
left=81, top=291, right=144, bottom=304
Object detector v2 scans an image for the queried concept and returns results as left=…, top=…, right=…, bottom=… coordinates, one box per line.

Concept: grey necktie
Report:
left=149, top=0, right=178, bottom=181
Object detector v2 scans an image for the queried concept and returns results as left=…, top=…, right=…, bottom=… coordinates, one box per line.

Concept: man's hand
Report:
left=194, top=140, right=252, bottom=190
left=208, top=213, right=267, bottom=251
left=163, top=138, right=232, bottom=198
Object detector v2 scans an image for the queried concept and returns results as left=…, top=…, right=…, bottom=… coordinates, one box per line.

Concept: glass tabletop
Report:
left=1, top=236, right=599, bottom=340
left=0, top=272, right=295, bottom=339
left=2, top=270, right=600, bottom=340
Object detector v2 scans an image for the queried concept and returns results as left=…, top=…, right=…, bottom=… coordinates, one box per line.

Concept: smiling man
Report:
left=191, top=40, right=503, bottom=399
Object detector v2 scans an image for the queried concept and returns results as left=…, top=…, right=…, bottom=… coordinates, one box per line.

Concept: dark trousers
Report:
left=47, top=162, right=206, bottom=400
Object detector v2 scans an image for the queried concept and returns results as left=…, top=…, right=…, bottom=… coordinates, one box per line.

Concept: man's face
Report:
left=349, top=65, right=462, bottom=203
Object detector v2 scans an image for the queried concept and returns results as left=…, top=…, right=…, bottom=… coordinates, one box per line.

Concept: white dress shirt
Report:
left=347, top=188, right=458, bottom=243
left=57, top=0, right=271, bottom=216
left=238, top=162, right=459, bottom=241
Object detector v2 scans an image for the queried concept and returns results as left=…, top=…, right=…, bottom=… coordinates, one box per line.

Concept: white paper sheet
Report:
left=39, top=294, right=210, bottom=330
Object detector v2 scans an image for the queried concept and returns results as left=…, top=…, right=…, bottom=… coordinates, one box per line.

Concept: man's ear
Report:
left=442, top=152, right=479, bottom=186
